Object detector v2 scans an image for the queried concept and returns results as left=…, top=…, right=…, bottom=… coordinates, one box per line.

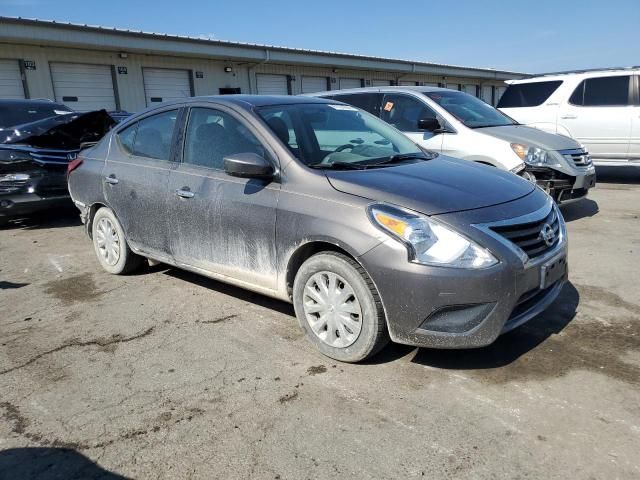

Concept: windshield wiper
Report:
left=369, top=152, right=431, bottom=166
left=308, top=161, right=369, bottom=170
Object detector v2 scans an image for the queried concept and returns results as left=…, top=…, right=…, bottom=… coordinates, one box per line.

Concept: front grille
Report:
left=560, top=148, right=592, bottom=167
left=490, top=207, right=560, bottom=259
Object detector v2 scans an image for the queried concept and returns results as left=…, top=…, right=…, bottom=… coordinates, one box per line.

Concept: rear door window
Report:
left=569, top=76, right=631, bottom=106
left=497, top=81, right=563, bottom=108
left=328, top=93, right=382, bottom=116
left=132, top=109, right=179, bottom=160
left=117, top=123, right=137, bottom=154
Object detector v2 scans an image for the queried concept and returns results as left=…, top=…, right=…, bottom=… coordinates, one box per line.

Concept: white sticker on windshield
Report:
left=329, top=104, right=358, bottom=111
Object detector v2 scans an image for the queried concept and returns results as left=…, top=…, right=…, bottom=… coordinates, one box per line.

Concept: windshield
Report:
left=256, top=103, right=425, bottom=168
left=0, top=103, right=73, bottom=129
left=424, top=90, right=516, bottom=129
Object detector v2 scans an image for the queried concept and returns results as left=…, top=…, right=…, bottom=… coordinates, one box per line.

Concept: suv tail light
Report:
left=67, top=157, right=84, bottom=177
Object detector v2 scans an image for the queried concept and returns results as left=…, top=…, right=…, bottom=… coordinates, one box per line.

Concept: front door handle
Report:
left=105, top=175, right=119, bottom=185
left=176, top=188, right=195, bottom=199
left=560, top=114, right=577, bottom=119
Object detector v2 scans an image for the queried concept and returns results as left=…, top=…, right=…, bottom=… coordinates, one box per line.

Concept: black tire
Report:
left=91, top=207, right=143, bottom=275
left=293, top=251, right=389, bottom=362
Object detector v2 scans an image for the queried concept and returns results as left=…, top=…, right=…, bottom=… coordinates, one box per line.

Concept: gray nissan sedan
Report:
left=68, top=95, right=568, bottom=362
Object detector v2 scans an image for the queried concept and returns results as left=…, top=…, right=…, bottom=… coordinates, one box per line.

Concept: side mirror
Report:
left=417, top=118, right=441, bottom=132
left=224, top=152, right=274, bottom=179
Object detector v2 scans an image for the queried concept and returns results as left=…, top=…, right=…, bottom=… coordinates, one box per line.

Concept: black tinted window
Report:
left=117, top=123, right=137, bottom=154
left=132, top=110, right=178, bottom=160
left=183, top=107, right=265, bottom=170
left=380, top=94, right=438, bottom=132
left=497, top=81, right=562, bottom=108
left=569, top=76, right=630, bottom=106
left=329, top=93, right=382, bottom=116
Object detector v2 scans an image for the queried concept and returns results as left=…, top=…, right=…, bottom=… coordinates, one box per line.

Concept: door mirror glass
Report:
left=417, top=118, right=441, bottom=132
left=224, top=152, right=274, bottom=178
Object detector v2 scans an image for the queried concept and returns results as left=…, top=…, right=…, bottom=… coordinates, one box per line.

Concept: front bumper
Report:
left=358, top=193, right=568, bottom=349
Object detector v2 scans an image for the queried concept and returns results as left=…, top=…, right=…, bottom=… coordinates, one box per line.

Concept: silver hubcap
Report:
left=95, top=217, right=121, bottom=266
left=302, top=271, right=363, bottom=348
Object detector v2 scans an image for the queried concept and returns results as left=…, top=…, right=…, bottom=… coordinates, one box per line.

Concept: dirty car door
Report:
left=104, top=108, right=180, bottom=259
left=168, top=106, right=280, bottom=290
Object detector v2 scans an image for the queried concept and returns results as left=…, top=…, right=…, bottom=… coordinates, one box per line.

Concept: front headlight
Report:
left=511, top=143, right=559, bottom=167
left=368, top=204, right=498, bottom=269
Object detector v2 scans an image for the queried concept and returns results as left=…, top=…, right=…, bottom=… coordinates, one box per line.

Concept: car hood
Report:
left=325, top=156, right=536, bottom=216
left=477, top=124, right=580, bottom=151
left=0, top=110, right=115, bottom=149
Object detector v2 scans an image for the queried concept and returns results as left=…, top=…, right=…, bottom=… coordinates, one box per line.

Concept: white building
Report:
left=0, top=17, right=523, bottom=112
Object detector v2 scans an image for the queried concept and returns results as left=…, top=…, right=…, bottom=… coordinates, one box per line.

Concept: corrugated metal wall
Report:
left=0, top=43, right=508, bottom=112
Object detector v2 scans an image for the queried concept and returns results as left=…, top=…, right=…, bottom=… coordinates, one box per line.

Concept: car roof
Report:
left=175, top=95, right=337, bottom=108
left=304, top=86, right=454, bottom=97
left=507, top=67, right=640, bottom=84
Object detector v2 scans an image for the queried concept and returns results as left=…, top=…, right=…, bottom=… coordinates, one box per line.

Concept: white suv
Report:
left=498, top=68, right=640, bottom=167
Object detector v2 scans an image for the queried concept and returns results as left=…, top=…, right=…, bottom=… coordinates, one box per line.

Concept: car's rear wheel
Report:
left=293, top=251, right=388, bottom=362
left=91, top=207, right=142, bottom=275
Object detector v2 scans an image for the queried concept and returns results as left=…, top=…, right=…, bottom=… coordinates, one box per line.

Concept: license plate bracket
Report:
left=540, top=254, right=567, bottom=289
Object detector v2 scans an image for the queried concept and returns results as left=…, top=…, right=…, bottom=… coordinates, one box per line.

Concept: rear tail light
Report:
left=67, top=157, right=84, bottom=177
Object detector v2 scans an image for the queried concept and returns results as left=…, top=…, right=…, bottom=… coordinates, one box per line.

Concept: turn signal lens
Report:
left=373, top=211, right=408, bottom=237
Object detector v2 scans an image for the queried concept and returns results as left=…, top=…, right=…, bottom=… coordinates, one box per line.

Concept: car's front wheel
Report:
left=293, top=252, right=389, bottom=362
left=91, top=207, right=142, bottom=275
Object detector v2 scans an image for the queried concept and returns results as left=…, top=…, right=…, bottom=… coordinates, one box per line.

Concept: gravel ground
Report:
left=1, top=167, right=639, bottom=480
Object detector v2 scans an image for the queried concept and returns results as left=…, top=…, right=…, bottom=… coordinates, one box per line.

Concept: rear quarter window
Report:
left=497, top=81, right=563, bottom=108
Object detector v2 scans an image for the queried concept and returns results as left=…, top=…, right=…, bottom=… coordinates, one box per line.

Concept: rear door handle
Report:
left=176, top=188, right=195, bottom=199
left=560, top=114, right=577, bottom=119
left=105, top=175, right=119, bottom=185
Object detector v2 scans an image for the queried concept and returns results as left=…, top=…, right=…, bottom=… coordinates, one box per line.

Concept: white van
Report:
left=308, top=87, right=596, bottom=203
left=498, top=68, right=640, bottom=167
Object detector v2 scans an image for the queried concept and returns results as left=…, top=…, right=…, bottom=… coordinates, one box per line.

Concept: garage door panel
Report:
left=339, top=78, right=362, bottom=90
left=301, top=76, right=327, bottom=94
left=372, top=80, right=391, bottom=87
left=143, top=68, right=192, bottom=106
left=0, top=59, right=25, bottom=99
left=50, top=62, right=116, bottom=112
left=256, top=74, right=288, bottom=95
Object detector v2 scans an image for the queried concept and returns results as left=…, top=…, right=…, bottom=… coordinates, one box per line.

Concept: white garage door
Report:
left=256, top=74, right=288, bottom=95
left=371, top=79, right=391, bottom=87
left=301, top=76, right=327, bottom=94
left=464, top=84, right=478, bottom=96
left=398, top=81, right=418, bottom=86
left=425, top=83, right=439, bottom=87
left=143, top=68, right=192, bottom=106
left=50, top=62, right=116, bottom=111
left=446, top=83, right=460, bottom=90
left=0, top=60, right=25, bottom=99
left=339, top=78, right=362, bottom=90
left=495, top=86, right=507, bottom=105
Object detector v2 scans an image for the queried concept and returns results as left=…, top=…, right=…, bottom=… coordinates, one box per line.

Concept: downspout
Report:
left=247, top=49, right=271, bottom=94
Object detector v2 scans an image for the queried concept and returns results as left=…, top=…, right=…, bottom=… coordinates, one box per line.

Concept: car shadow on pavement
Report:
left=164, top=268, right=297, bottom=318
left=407, top=282, right=580, bottom=371
left=0, top=448, right=130, bottom=479
left=560, top=198, right=599, bottom=222
left=1, top=206, right=81, bottom=230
